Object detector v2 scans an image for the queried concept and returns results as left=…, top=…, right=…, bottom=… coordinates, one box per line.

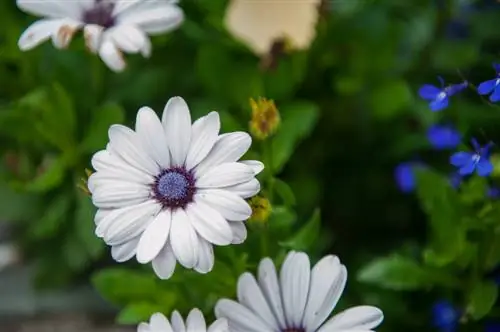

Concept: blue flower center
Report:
left=152, top=167, right=196, bottom=210
left=472, top=153, right=481, bottom=163
left=282, top=328, right=305, bottom=332
left=82, top=0, right=116, bottom=28
left=437, top=91, right=447, bottom=100
left=157, top=172, right=189, bottom=200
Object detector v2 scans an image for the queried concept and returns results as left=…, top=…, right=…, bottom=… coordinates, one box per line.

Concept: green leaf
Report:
left=279, top=208, right=320, bottom=251
left=268, top=206, right=297, bottom=230
left=432, top=41, right=480, bottom=70
left=92, top=268, right=159, bottom=305
left=467, top=281, right=498, bottom=320
left=357, top=255, right=458, bottom=290
left=263, top=52, right=307, bottom=100
left=75, top=193, right=104, bottom=259
left=0, top=184, right=41, bottom=221
left=117, top=302, right=167, bottom=325
left=369, top=80, right=413, bottom=120
left=271, top=102, right=319, bottom=173
left=415, top=169, right=465, bottom=266
left=25, top=156, right=68, bottom=192
left=80, top=103, right=125, bottom=153
left=29, top=194, right=71, bottom=240
left=460, top=176, right=488, bottom=205
left=272, top=178, right=296, bottom=207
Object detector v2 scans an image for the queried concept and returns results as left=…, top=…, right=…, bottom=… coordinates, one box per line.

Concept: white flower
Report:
left=17, top=0, right=184, bottom=71
left=88, top=96, right=263, bottom=279
left=224, top=0, right=321, bottom=55
left=138, top=309, right=228, bottom=332
left=215, top=251, right=384, bottom=332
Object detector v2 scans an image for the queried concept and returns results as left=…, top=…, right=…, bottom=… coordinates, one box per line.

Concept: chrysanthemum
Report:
left=138, top=309, right=228, bottom=332
left=215, top=251, right=384, bottom=332
left=17, top=0, right=184, bottom=71
left=88, top=96, right=263, bottom=279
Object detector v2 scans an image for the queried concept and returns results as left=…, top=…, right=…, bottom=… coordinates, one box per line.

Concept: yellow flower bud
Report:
left=249, top=97, right=281, bottom=140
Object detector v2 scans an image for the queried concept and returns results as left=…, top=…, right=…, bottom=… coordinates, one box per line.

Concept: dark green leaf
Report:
left=369, top=80, right=413, bottom=120
left=272, top=178, right=296, bottom=206
left=80, top=103, right=125, bottom=153
left=271, top=102, right=319, bottom=173
left=279, top=208, right=320, bottom=251
left=460, top=176, right=488, bottom=205
left=467, top=281, right=498, bottom=320
left=268, top=206, right=297, bottom=230
left=117, top=302, right=168, bottom=325
left=0, top=184, right=41, bottom=221
left=29, top=194, right=71, bottom=240
left=25, top=156, right=68, bottom=192
left=75, top=193, right=103, bottom=259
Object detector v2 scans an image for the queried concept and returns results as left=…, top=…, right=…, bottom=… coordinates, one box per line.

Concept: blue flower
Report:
left=485, top=322, right=500, bottom=332
left=432, top=300, right=460, bottom=332
left=418, top=77, right=468, bottom=111
left=394, top=162, right=425, bottom=193
left=427, top=124, right=462, bottom=150
left=487, top=186, right=500, bottom=199
left=449, top=172, right=462, bottom=189
left=478, top=63, right=500, bottom=102
left=450, top=138, right=494, bottom=176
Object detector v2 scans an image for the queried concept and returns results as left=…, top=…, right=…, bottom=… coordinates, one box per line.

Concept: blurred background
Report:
left=2, top=0, right=500, bottom=331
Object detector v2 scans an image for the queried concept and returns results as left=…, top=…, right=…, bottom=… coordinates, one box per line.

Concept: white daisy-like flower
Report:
left=224, top=0, right=322, bottom=56
left=138, top=309, right=228, bottom=332
left=17, top=0, right=184, bottom=71
left=88, top=96, right=263, bottom=279
left=215, top=251, right=384, bottom=332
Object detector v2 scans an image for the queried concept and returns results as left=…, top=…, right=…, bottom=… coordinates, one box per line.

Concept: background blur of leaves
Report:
left=2, top=0, right=500, bottom=331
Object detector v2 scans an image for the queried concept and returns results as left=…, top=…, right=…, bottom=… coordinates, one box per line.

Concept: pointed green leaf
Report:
left=467, top=281, right=498, bottom=320
left=279, top=208, right=320, bottom=251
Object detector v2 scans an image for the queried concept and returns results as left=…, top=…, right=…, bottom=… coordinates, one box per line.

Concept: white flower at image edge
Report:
left=215, top=251, right=384, bottom=332
left=88, top=96, right=263, bottom=279
left=138, top=309, right=228, bottom=332
left=16, top=0, right=184, bottom=71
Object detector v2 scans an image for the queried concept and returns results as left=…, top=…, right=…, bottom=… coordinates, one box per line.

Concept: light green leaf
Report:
left=80, top=103, right=125, bottom=153
left=460, top=176, right=488, bottom=205
left=279, top=208, right=320, bottom=251
left=92, top=268, right=159, bottom=305
left=29, top=194, right=71, bottom=240
left=467, top=281, right=498, bottom=320
left=271, top=101, right=319, bottom=173
left=272, top=178, right=296, bottom=207
left=432, top=41, right=480, bottom=70
left=357, top=255, right=458, bottom=290
left=75, top=193, right=103, bottom=259
left=369, top=80, right=413, bottom=119
left=25, top=156, right=68, bottom=192
left=268, top=206, right=297, bottom=230
left=117, top=302, right=168, bottom=325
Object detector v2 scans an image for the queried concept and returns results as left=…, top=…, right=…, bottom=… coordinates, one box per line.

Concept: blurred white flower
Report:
left=17, top=0, right=184, bottom=71
left=224, top=0, right=321, bottom=55
left=89, top=96, right=263, bottom=279
left=215, top=251, right=384, bottom=332
left=138, top=309, right=228, bottom=332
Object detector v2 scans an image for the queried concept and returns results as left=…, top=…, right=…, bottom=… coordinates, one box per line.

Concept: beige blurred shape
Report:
left=224, top=0, right=322, bottom=55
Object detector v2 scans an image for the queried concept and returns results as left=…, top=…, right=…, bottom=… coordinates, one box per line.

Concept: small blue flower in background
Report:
left=427, top=124, right=462, bottom=150
left=478, top=63, right=500, bottom=102
left=394, top=162, right=425, bottom=193
left=419, top=77, right=468, bottom=111
left=485, top=322, right=500, bottom=332
left=450, top=138, right=494, bottom=176
left=487, top=186, right=500, bottom=199
left=449, top=172, right=462, bottom=189
left=432, top=300, right=460, bottom=332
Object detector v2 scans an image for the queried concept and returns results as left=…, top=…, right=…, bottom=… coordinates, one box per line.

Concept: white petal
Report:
left=98, top=37, right=126, bottom=72
left=237, top=272, right=280, bottom=330
left=197, top=162, right=254, bottom=188
left=280, top=251, right=310, bottom=328
left=109, top=25, right=152, bottom=57
left=186, top=308, right=206, bottom=332
left=102, top=201, right=160, bottom=246
left=162, top=97, right=192, bottom=167
left=194, top=236, right=214, bottom=274
left=303, top=255, right=347, bottom=331
left=91, top=150, right=154, bottom=184
left=137, top=322, right=150, bottom=332
left=187, top=201, right=233, bottom=246
left=111, top=236, right=140, bottom=262
left=17, top=0, right=82, bottom=19
left=18, top=19, right=62, bottom=51
left=94, top=208, right=112, bottom=226
left=318, top=306, right=383, bottom=332
left=229, top=221, right=247, bottom=244
left=215, top=299, right=271, bottom=332
left=185, top=112, right=220, bottom=170
left=136, top=210, right=171, bottom=264
left=108, top=125, right=160, bottom=175
left=195, top=189, right=252, bottom=221
left=117, top=1, right=184, bottom=35
left=240, top=160, right=264, bottom=175
left=170, top=208, right=199, bottom=268
left=171, top=311, right=186, bottom=332
left=195, top=132, right=252, bottom=176
left=150, top=312, right=173, bottom=332
left=152, top=243, right=177, bottom=280
left=50, top=19, right=81, bottom=49
left=257, top=258, right=287, bottom=329
left=224, top=179, right=261, bottom=198
left=83, top=24, right=103, bottom=53
left=91, top=181, right=150, bottom=209
left=135, top=106, right=170, bottom=168
left=207, top=318, right=229, bottom=332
